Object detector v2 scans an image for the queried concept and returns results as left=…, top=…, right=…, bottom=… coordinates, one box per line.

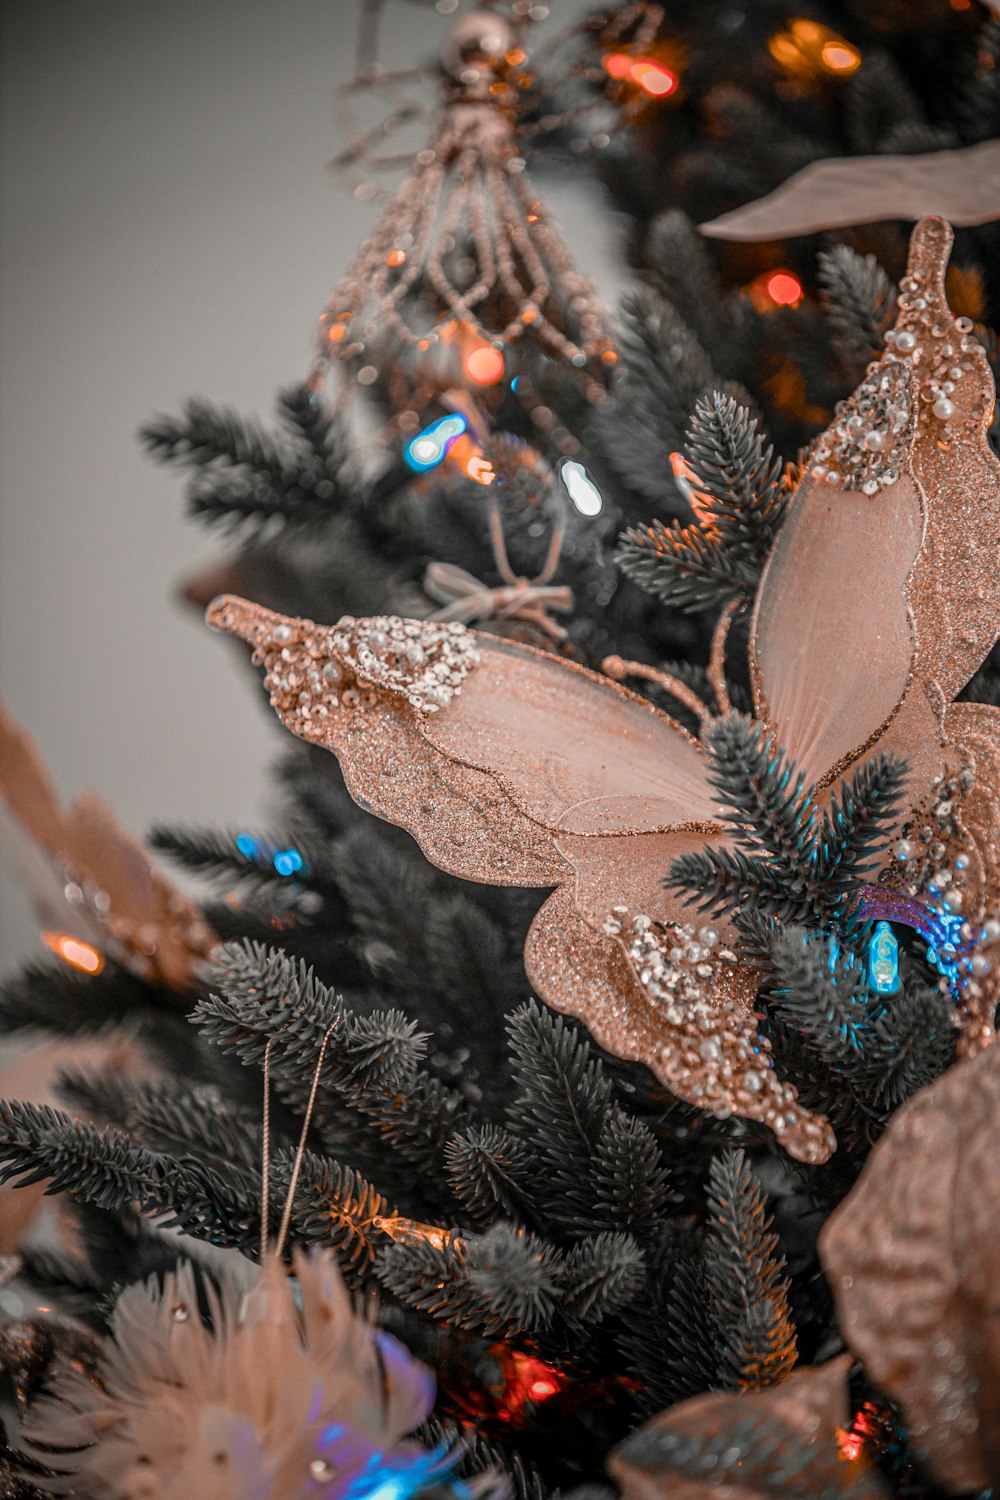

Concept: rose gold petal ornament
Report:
left=609, top=1355, right=887, bottom=1500
left=206, top=595, right=834, bottom=1164
left=820, top=1043, right=1000, bottom=1492
left=700, top=139, right=1000, bottom=240
left=0, top=700, right=215, bottom=990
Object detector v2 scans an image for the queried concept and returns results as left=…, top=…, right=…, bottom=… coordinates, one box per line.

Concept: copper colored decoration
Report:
left=208, top=218, right=1000, bottom=1166
left=700, top=139, right=1000, bottom=239
left=0, top=700, right=215, bottom=990
left=820, top=1042, right=1000, bottom=1492
left=315, top=8, right=615, bottom=404
left=609, top=1356, right=887, bottom=1500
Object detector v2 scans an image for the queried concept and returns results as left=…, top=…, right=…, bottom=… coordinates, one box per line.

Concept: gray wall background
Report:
left=0, top=0, right=629, bottom=972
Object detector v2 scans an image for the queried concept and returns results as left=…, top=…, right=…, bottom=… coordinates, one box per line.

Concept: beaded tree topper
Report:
left=315, top=5, right=633, bottom=405
left=210, top=218, right=1000, bottom=1165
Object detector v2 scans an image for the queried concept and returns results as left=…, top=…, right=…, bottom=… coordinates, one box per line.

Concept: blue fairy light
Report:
left=404, top=413, right=467, bottom=473
left=868, top=921, right=900, bottom=995
left=235, top=834, right=306, bottom=878
left=560, top=458, right=603, bottom=516
left=273, top=848, right=304, bottom=877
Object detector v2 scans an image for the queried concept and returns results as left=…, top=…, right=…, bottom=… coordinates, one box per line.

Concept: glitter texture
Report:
left=207, top=219, right=1000, bottom=1164
left=820, top=1042, right=1000, bottom=1492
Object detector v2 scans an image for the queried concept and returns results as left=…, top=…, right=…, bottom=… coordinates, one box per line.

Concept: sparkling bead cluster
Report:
left=886, top=768, right=975, bottom=914
left=222, top=605, right=481, bottom=734
left=601, top=910, right=833, bottom=1161
left=809, top=359, right=912, bottom=495
left=810, top=255, right=984, bottom=496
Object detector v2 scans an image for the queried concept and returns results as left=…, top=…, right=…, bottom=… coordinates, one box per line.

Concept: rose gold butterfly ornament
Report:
left=209, top=218, right=1000, bottom=1164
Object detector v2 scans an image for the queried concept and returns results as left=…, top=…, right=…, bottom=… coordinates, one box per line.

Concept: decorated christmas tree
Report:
left=1, top=3, right=1000, bottom=1497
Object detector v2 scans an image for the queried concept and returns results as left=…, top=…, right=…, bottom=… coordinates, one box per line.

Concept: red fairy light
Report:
left=494, top=1348, right=564, bottom=1419
left=836, top=1402, right=880, bottom=1463
left=766, top=271, right=804, bottom=307
left=602, top=53, right=679, bottom=98
left=744, top=269, right=805, bottom=313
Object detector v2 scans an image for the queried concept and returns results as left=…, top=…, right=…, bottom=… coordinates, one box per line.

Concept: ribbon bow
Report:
left=423, top=561, right=574, bottom=641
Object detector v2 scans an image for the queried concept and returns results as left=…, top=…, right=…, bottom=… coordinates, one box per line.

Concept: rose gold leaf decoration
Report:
left=820, top=1043, right=1000, bottom=1491
left=206, top=595, right=835, bottom=1164
left=609, top=1355, right=888, bottom=1500
left=700, top=140, right=1000, bottom=240
left=0, top=699, right=215, bottom=990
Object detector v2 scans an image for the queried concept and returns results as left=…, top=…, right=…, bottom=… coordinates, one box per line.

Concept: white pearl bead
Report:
left=864, top=429, right=885, bottom=450
left=896, top=331, right=917, bottom=352
left=934, top=396, right=954, bottom=420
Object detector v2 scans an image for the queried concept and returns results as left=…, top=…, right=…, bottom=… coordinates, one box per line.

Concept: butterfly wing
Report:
left=753, top=218, right=1000, bottom=779
left=751, top=216, right=1000, bottom=1047
left=208, top=596, right=835, bottom=1162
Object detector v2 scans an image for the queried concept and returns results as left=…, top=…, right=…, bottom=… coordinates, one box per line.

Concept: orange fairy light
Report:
left=372, top=1214, right=452, bottom=1251
left=464, top=344, right=506, bottom=385
left=447, top=434, right=496, bottom=486
left=41, top=931, right=105, bottom=975
left=769, top=19, right=861, bottom=78
left=629, top=59, right=678, bottom=96
left=385, top=248, right=407, bottom=268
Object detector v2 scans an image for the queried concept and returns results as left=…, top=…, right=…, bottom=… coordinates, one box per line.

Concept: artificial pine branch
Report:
left=814, top=752, right=908, bottom=912
left=682, top=394, right=785, bottom=566
left=56, top=1069, right=262, bottom=1176
left=764, top=929, right=870, bottom=1066
left=615, top=516, right=751, bottom=614
left=444, top=1124, right=536, bottom=1227
left=587, top=1110, right=672, bottom=1245
left=703, top=1150, right=797, bottom=1393
left=194, top=940, right=426, bottom=1108
left=379, top=1224, right=562, bottom=1338
left=141, top=395, right=344, bottom=536
left=277, top=381, right=351, bottom=475
left=817, top=245, right=898, bottom=376
left=560, top=1232, right=646, bottom=1325
left=504, top=1001, right=614, bottom=1231
left=616, top=395, right=785, bottom=614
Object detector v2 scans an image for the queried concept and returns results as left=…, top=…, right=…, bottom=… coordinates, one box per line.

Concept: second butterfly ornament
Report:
left=209, top=219, right=1000, bottom=1164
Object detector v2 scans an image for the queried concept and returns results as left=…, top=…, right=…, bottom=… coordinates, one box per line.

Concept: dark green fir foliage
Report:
left=141, top=385, right=353, bottom=537
left=703, top=1149, right=797, bottom=1392
left=669, top=713, right=907, bottom=929
left=616, top=392, right=786, bottom=613
left=817, top=244, right=898, bottom=380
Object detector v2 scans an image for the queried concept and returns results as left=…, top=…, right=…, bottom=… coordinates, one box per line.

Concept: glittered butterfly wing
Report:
left=208, top=598, right=836, bottom=1163
left=0, top=698, right=214, bottom=989
left=751, top=216, right=1000, bottom=1044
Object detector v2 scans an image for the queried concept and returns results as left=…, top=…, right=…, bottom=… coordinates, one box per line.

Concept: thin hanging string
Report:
left=259, top=1037, right=274, bottom=1264
left=274, top=1023, right=338, bottom=1260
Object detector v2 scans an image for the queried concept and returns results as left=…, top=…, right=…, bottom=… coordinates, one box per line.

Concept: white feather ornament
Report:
left=22, top=1249, right=453, bottom=1500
